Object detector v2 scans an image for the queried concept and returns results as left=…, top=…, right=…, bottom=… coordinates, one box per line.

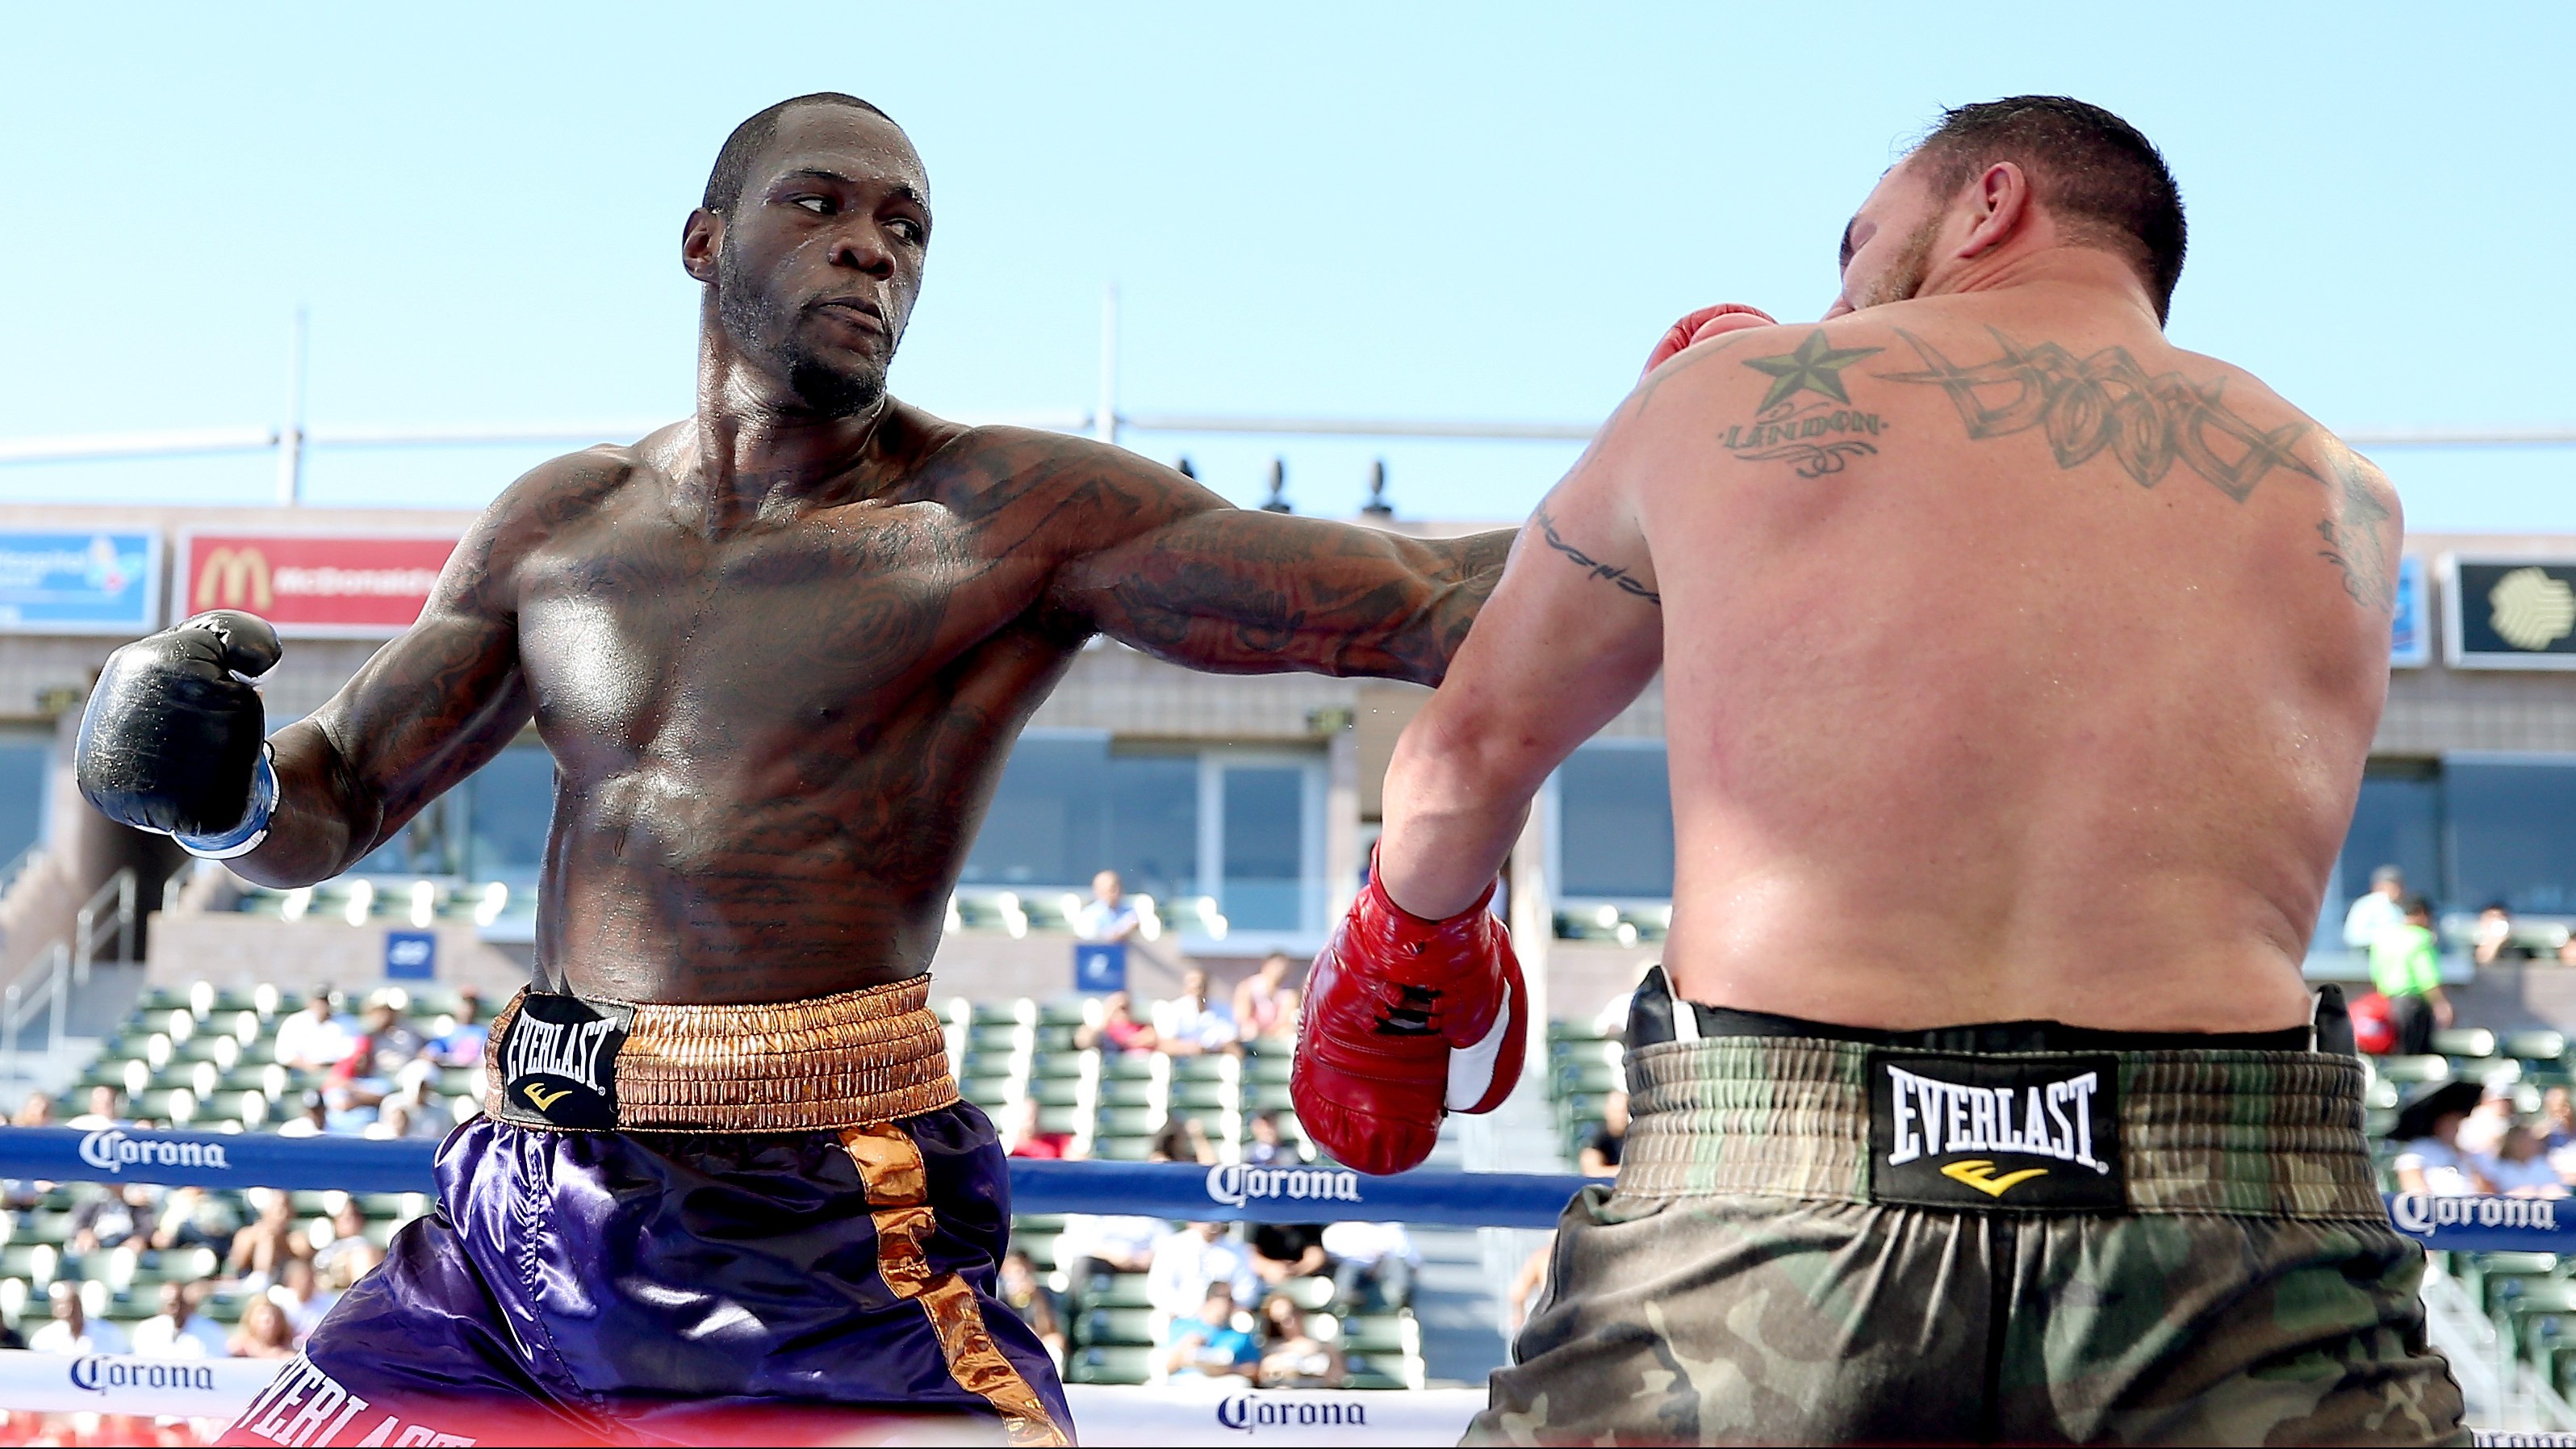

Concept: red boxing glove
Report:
left=1641, top=302, right=1779, bottom=379
left=1290, top=859, right=1528, bottom=1175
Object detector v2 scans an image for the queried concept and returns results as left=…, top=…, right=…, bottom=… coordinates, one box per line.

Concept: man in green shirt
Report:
left=2371, top=895, right=2453, bottom=1056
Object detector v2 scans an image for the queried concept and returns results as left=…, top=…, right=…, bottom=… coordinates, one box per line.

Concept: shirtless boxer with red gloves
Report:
left=1298, top=96, right=2465, bottom=1445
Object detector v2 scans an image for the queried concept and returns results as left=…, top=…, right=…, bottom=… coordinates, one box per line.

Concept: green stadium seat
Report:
left=2432, top=1028, right=2499, bottom=1060
left=1077, top=1306, right=1157, bottom=1346
left=2508, top=1030, right=2570, bottom=1064
left=1067, top=1345, right=1153, bottom=1384
left=2372, top=1056, right=2454, bottom=1085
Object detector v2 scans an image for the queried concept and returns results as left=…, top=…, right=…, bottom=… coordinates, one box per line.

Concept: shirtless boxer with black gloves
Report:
left=77, top=93, right=1508, bottom=1447
left=1297, top=96, right=2465, bottom=1444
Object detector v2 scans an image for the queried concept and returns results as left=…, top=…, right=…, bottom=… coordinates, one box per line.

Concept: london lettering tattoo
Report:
left=1883, top=328, right=2317, bottom=501
left=1724, top=331, right=1888, bottom=478
left=1535, top=509, right=1658, bottom=605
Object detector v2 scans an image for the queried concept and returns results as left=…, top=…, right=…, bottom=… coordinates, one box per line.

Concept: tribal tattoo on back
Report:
left=1882, top=327, right=2317, bottom=501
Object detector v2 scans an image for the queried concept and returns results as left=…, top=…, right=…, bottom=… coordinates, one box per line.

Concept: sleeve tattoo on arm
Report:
left=1534, top=509, right=1658, bottom=605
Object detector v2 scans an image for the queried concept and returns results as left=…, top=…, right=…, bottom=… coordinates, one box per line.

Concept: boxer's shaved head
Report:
left=1907, top=96, right=2186, bottom=320
left=704, top=93, right=897, bottom=215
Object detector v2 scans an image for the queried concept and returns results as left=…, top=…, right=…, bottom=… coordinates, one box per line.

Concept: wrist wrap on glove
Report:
left=76, top=610, right=282, bottom=852
left=1290, top=855, right=1527, bottom=1176
left=1641, top=302, right=1779, bottom=379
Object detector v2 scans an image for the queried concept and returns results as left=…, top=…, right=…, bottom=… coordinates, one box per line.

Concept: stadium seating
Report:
left=4, top=979, right=1424, bottom=1391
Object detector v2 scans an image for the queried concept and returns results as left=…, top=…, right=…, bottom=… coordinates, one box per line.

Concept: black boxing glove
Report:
left=76, top=610, right=283, bottom=856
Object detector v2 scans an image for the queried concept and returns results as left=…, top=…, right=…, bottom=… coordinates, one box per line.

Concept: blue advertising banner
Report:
left=383, top=930, right=437, bottom=981
left=0, top=530, right=161, bottom=635
left=1075, top=941, right=1127, bottom=994
left=2390, top=555, right=2428, bottom=667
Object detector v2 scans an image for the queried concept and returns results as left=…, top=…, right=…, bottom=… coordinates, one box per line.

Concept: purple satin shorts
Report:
left=216, top=1104, right=1072, bottom=1447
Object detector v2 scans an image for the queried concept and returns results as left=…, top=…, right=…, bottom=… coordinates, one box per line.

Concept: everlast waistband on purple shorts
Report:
left=483, top=977, right=960, bottom=1133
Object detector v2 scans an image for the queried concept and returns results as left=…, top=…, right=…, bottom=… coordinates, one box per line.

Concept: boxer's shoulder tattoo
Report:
left=2315, top=445, right=2400, bottom=612
left=1701, top=330, right=1892, bottom=480
left=1534, top=509, right=1658, bottom=605
left=1883, top=327, right=2322, bottom=501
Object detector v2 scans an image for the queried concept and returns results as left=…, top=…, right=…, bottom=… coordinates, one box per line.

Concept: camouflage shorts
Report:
left=1474, top=1026, right=2466, bottom=1447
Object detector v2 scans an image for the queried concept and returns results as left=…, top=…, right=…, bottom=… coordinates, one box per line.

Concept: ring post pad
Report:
left=494, top=994, right=635, bottom=1131
left=1865, top=1050, right=2126, bottom=1212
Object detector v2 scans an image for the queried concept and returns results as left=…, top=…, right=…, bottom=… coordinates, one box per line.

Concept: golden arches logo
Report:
left=193, top=547, right=272, bottom=610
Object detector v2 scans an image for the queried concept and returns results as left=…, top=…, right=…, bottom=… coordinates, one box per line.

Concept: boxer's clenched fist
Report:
left=77, top=609, right=282, bottom=854
left=1641, top=302, right=1779, bottom=378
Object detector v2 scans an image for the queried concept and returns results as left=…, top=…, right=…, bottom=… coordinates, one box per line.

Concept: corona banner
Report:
left=175, top=531, right=459, bottom=637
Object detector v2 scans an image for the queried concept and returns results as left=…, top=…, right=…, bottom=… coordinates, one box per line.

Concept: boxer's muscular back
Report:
left=1543, top=287, right=2395, bottom=1032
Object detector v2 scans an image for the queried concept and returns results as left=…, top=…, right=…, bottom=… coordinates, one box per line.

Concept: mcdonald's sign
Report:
left=175, top=532, right=461, bottom=637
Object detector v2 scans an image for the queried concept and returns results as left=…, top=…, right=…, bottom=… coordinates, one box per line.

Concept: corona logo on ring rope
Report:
left=1204, top=1162, right=1363, bottom=1208
left=77, top=1127, right=232, bottom=1175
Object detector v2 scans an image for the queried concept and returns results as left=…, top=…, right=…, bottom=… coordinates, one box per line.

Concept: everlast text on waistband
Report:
left=1866, top=1051, right=2127, bottom=1212
left=496, top=995, right=635, bottom=1131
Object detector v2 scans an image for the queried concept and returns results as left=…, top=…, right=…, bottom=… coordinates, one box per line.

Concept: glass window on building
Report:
left=2447, top=758, right=2576, bottom=915
left=2338, top=760, right=2441, bottom=906
left=1219, top=764, right=1308, bottom=932
left=349, top=740, right=556, bottom=881
left=0, top=729, right=51, bottom=872
left=1555, top=740, right=1675, bottom=899
left=960, top=732, right=1202, bottom=907
left=463, top=744, right=556, bottom=882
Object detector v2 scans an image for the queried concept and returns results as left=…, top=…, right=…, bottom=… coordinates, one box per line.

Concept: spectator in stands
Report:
left=2459, top=1082, right=2518, bottom=1158
left=1579, top=1091, right=1629, bottom=1177
left=1233, top=953, right=1298, bottom=1044
left=326, top=1239, right=386, bottom=1294
left=1052, top=1213, right=1164, bottom=1300
left=13, top=1091, right=52, bottom=1126
left=1255, top=1292, right=1345, bottom=1389
left=269, top=1257, right=334, bottom=1342
left=1506, top=1236, right=1555, bottom=1334
left=2478, top=1123, right=2570, bottom=1198
left=1243, top=1110, right=1302, bottom=1168
left=2475, top=902, right=2536, bottom=966
left=1156, top=1282, right=1258, bottom=1384
left=2390, top=1080, right=2490, bottom=1196
left=1073, top=870, right=1141, bottom=944
left=314, top=1201, right=374, bottom=1282
left=274, top=1091, right=328, bottom=1138
left=430, top=987, right=488, bottom=1066
left=70, top=1181, right=155, bottom=1256
left=380, top=1061, right=451, bottom=1141
left=1158, top=969, right=1240, bottom=1056
left=273, top=992, right=352, bottom=1074
left=130, top=1281, right=228, bottom=1359
left=2545, top=1087, right=2576, bottom=1154
left=27, top=1281, right=127, bottom=1355
left=997, top=1249, right=1065, bottom=1369
left=2344, top=865, right=2408, bottom=952
left=229, top=1296, right=299, bottom=1361
left=2371, top=895, right=2451, bottom=1056
left=225, top=1190, right=312, bottom=1287
left=1148, top=1221, right=1261, bottom=1325
left=1248, top=1221, right=1328, bottom=1287
left=67, top=1085, right=124, bottom=1129
left=367, top=1103, right=416, bottom=1141
left=1322, top=1221, right=1418, bottom=1313
left=149, top=1185, right=240, bottom=1256
left=1001, top=1097, right=1076, bottom=1160
left=1074, top=991, right=1157, bottom=1055
left=1148, top=1116, right=1218, bottom=1166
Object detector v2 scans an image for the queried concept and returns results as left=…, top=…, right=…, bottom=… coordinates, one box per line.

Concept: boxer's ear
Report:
left=1955, top=161, right=2034, bottom=262
left=681, top=207, right=721, bottom=284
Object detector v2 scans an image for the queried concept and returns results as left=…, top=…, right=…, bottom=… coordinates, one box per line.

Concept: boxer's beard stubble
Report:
left=716, top=237, right=888, bottom=418
left=1859, top=213, right=1942, bottom=312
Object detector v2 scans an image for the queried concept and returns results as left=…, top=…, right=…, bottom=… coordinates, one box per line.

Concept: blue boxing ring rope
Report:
left=0, top=1124, right=2570, bottom=1444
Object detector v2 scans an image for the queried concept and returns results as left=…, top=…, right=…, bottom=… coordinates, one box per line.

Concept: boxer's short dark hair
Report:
left=703, top=92, right=896, bottom=215
left=1912, top=96, right=2186, bottom=323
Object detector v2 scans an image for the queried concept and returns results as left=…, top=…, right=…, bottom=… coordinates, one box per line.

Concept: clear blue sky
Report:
left=2, top=3, right=2569, bottom=526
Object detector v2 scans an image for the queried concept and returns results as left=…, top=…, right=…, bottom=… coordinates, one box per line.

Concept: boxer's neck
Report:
left=684, top=322, right=901, bottom=534
left=1916, top=245, right=2163, bottom=328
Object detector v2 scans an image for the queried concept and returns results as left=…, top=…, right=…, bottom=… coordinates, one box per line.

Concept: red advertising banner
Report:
left=174, top=532, right=461, bottom=637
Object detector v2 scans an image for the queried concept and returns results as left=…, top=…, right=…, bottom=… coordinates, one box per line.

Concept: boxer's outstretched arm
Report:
left=226, top=468, right=557, bottom=888
left=1052, top=474, right=1512, bottom=686
left=1375, top=421, right=1664, bottom=918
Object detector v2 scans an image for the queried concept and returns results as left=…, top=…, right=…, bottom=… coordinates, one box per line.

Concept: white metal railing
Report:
left=0, top=868, right=136, bottom=1085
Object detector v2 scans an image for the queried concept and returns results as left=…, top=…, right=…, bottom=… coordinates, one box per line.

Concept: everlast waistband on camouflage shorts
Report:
left=1616, top=1026, right=2384, bottom=1219
left=483, top=977, right=960, bottom=1133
